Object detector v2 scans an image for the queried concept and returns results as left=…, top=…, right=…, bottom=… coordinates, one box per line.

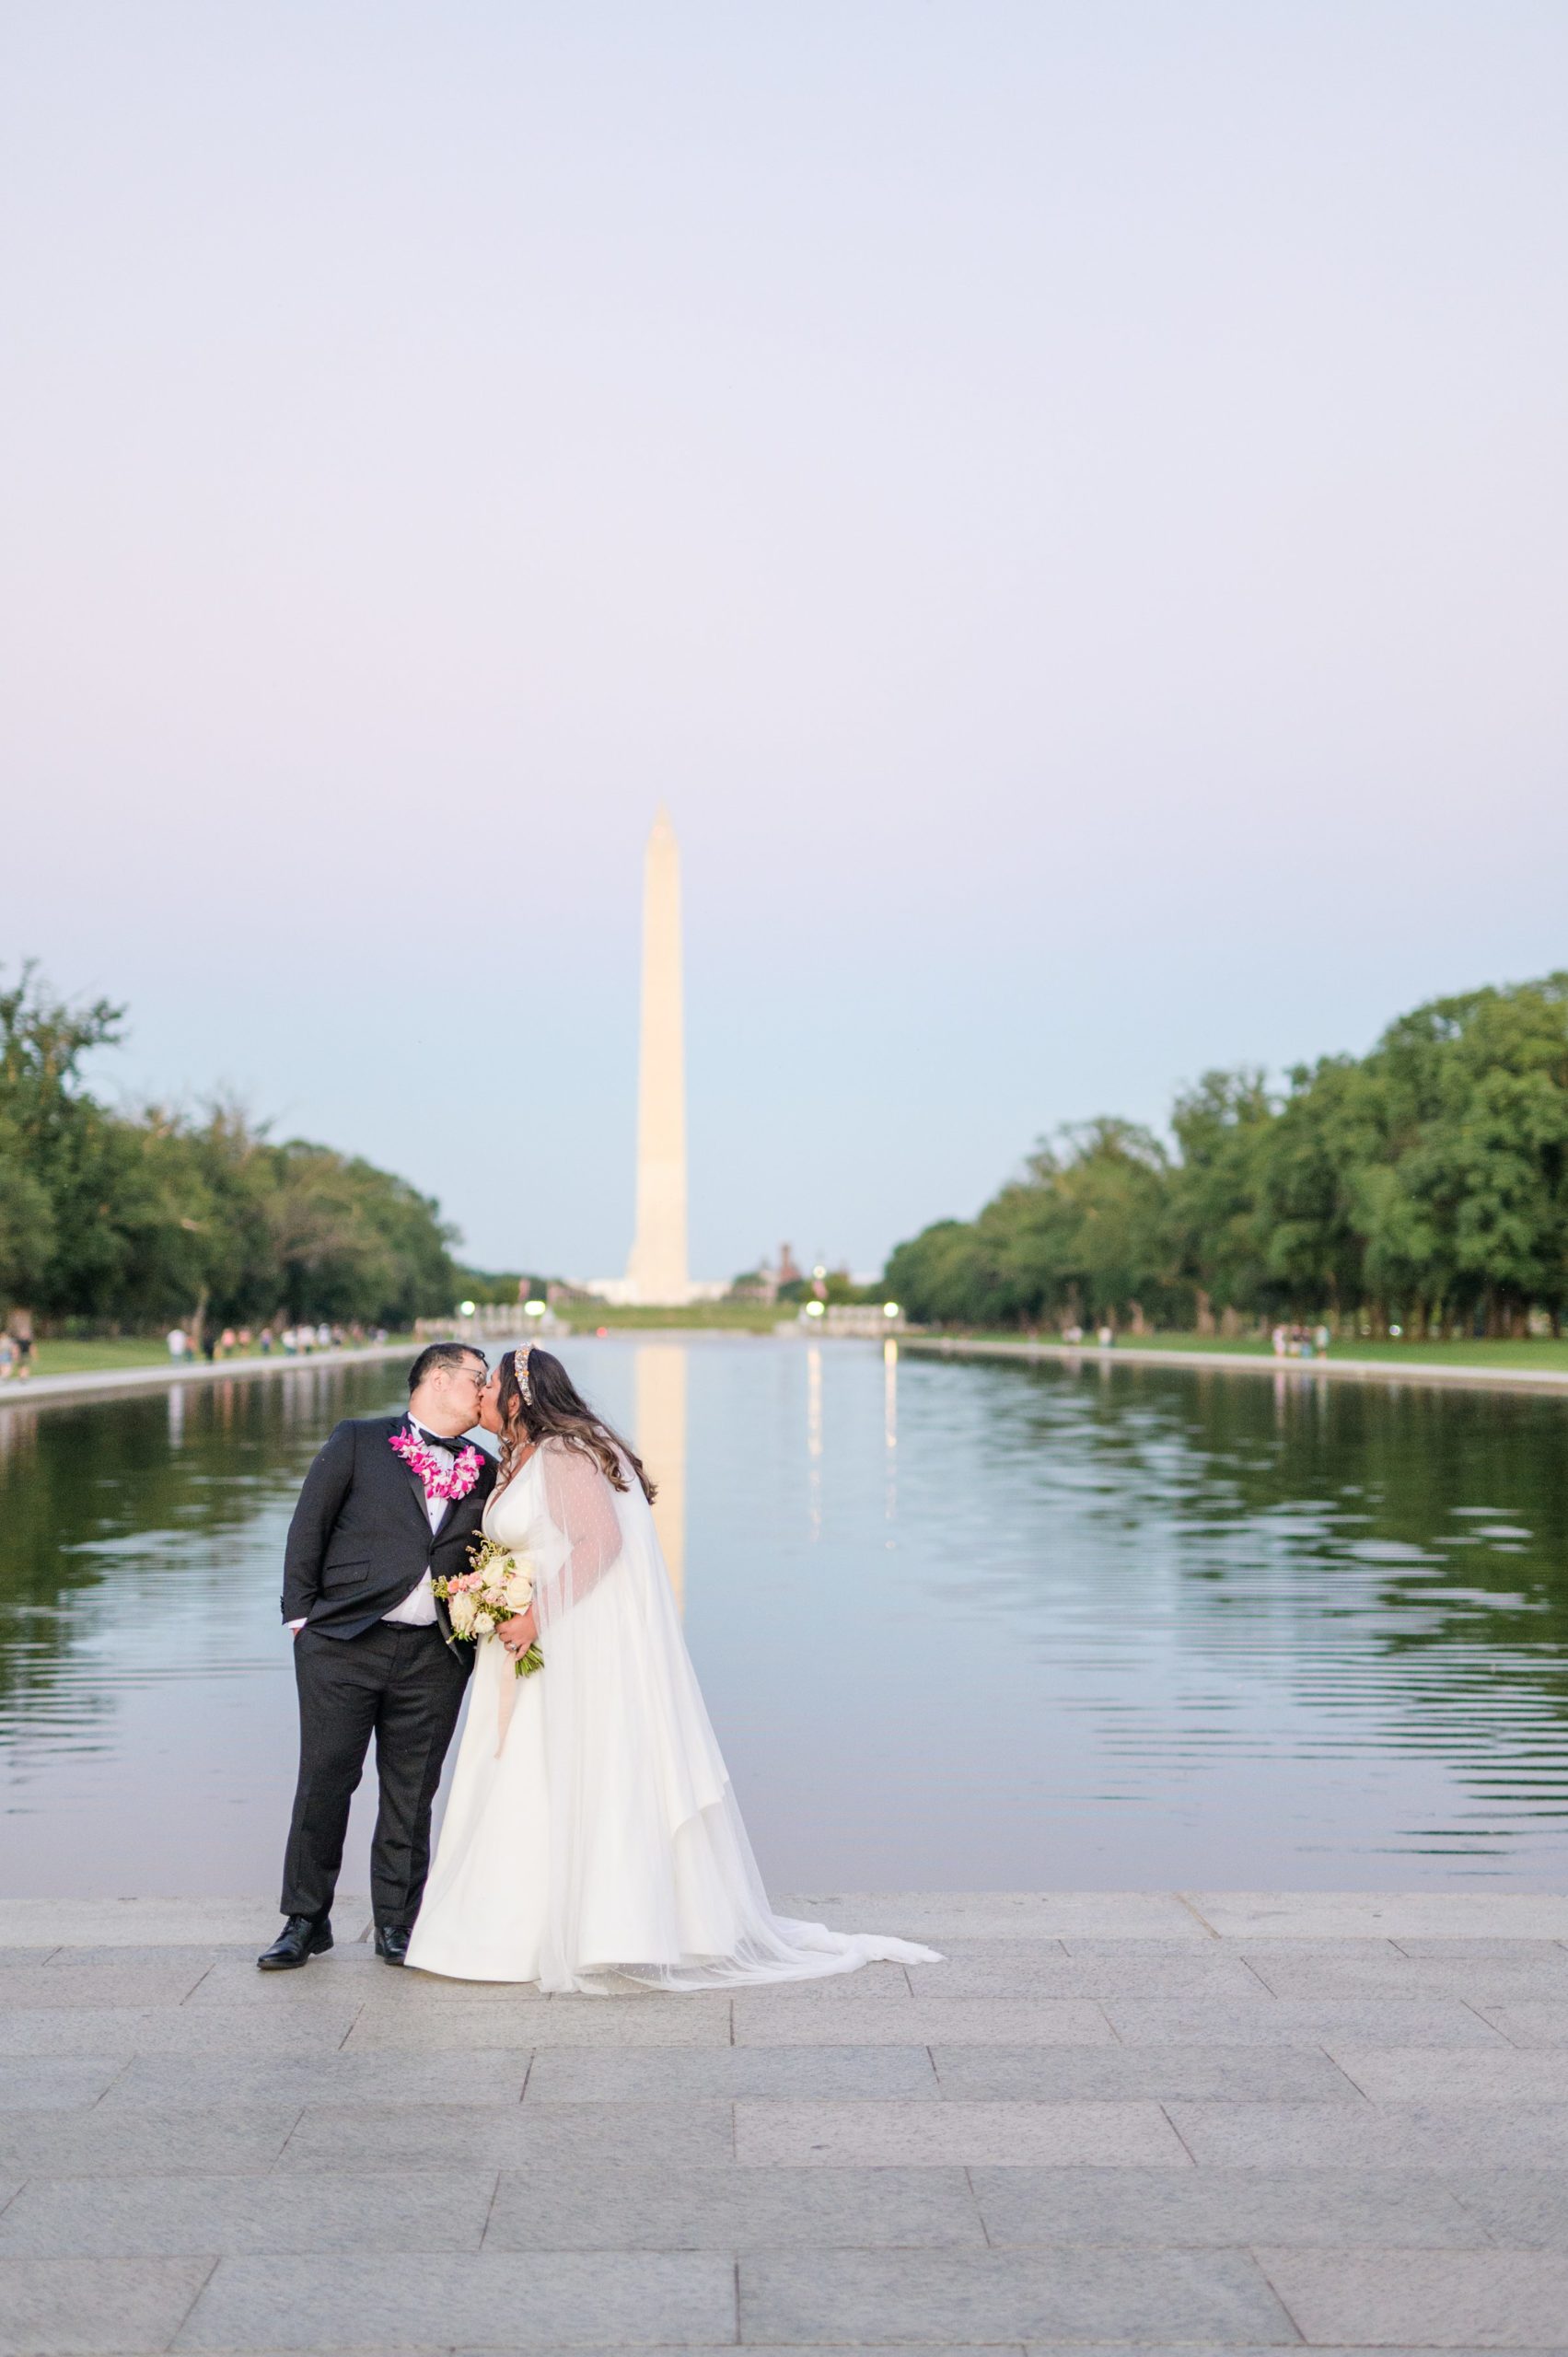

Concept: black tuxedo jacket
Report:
left=281, top=1412, right=499, bottom=1654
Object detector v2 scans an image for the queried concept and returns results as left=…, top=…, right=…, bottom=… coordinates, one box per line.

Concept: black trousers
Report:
left=281, top=1620, right=469, bottom=1928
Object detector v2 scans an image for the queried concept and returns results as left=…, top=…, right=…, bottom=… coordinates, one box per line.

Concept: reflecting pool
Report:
left=3, top=1339, right=1567, bottom=1895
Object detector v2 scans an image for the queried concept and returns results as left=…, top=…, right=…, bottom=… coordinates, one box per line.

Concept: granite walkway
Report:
left=899, top=1335, right=1568, bottom=1398
left=0, top=1341, right=414, bottom=1417
left=3, top=1891, right=1568, bottom=2355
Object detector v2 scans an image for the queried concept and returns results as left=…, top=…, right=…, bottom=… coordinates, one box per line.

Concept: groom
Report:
left=258, top=1341, right=498, bottom=1970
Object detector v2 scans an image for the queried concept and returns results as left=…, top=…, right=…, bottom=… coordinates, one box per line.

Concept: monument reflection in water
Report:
left=3, top=1339, right=1568, bottom=1897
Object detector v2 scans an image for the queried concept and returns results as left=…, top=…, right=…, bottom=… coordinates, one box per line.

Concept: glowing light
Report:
left=524, top=1298, right=547, bottom=1318
left=883, top=1301, right=900, bottom=1318
left=805, top=1298, right=826, bottom=1318
left=458, top=1300, right=476, bottom=1317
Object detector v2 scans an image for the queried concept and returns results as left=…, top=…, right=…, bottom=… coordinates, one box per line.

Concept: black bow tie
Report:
left=410, top=1422, right=458, bottom=1456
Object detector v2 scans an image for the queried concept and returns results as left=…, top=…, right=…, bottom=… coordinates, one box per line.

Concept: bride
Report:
left=406, top=1343, right=941, bottom=1991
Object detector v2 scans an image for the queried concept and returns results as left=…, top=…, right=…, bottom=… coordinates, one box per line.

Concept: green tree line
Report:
left=885, top=973, right=1568, bottom=1341
left=0, top=965, right=459, bottom=1336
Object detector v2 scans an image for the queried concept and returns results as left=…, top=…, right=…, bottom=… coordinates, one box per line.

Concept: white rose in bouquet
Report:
left=503, top=1567, right=535, bottom=1611
left=447, top=1590, right=478, bottom=1635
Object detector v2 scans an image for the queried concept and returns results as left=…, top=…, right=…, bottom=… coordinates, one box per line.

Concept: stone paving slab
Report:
left=1168, top=2097, right=1568, bottom=2169
left=345, top=1996, right=729, bottom=2049
left=970, top=2162, right=1481, bottom=2248
left=1392, top=1938, right=1568, bottom=1957
left=0, top=2170, right=500, bottom=2257
left=738, top=2247, right=1296, bottom=2344
left=0, top=1960, right=211, bottom=2007
left=1477, top=2003, right=1568, bottom=2047
left=0, top=2254, right=215, bottom=2356
left=1105, top=1998, right=1511, bottom=2048
left=733, top=1996, right=1114, bottom=2045
left=929, top=2042, right=1363, bottom=2101
left=732, top=2096, right=1191, bottom=2166
left=1330, top=2044, right=1568, bottom=2105
left=1192, top=1891, right=1568, bottom=1939
left=1446, top=2165, right=1568, bottom=2248
left=174, top=2251, right=736, bottom=2350
left=0, top=1898, right=373, bottom=1948
left=0, top=2054, right=127, bottom=2109
left=272, top=2098, right=738, bottom=2171
left=1257, top=2244, right=1568, bottom=2348
left=905, top=1953, right=1271, bottom=1999
left=182, top=1955, right=460, bottom=2006
left=1247, top=1951, right=1568, bottom=2001
left=0, top=2104, right=302, bottom=2177
left=524, top=2045, right=941, bottom=2102
left=483, top=2162, right=985, bottom=2250
left=100, top=2049, right=531, bottom=2109
left=778, top=1891, right=1209, bottom=1939
left=0, top=2003, right=362, bottom=2056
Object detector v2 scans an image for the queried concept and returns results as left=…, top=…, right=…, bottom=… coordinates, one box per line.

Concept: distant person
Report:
left=1097, top=1324, right=1114, bottom=1349
left=13, top=1332, right=33, bottom=1381
left=167, top=1327, right=188, bottom=1361
left=1272, top=1324, right=1288, bottom=1358
left=201, top=1329, right=217, bottom=1364
left=0, top=1334, right=14, bottom=1381
left=404, top=1346, right=942, bottom=1992
left=260, top=1328, right=273, bottom=1354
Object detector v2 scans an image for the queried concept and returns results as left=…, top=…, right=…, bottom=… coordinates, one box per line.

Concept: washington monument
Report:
left=623, top=806, right=691, bottom=1305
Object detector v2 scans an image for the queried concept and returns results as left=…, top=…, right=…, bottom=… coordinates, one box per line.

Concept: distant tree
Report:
left=1168, top=1070, right=1276, bottom=1322
left=0, top=963, right=125, bottom=1320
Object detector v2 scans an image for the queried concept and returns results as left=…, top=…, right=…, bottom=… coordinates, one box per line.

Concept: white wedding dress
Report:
left=406, top=1437, right=940, bottom=1991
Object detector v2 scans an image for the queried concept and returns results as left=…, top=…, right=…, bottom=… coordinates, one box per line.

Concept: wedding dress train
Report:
left=406, top=1437, right=940, bottom=1991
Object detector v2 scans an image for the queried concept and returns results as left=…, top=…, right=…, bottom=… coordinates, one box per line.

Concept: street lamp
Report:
left=883, top=1301, right=900, bottom=1319
left=458, top=1300, right=476, bottom=1318
left=805, top=1298, right=826, bottom=1318
left=524, top=1298, right=547, bottom=1320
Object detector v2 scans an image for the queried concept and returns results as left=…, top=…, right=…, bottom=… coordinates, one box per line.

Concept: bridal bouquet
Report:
left=433, top=1538, right=544, bottom=1678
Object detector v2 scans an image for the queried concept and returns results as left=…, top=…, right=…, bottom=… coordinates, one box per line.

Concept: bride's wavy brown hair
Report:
left=496, top=1346, right=656, bottom=1503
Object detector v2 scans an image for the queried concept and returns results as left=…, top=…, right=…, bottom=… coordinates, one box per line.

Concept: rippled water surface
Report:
left=4, top=1338, right=1567, bottom=1894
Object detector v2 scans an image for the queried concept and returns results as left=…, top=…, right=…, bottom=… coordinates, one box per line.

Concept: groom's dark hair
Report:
left=407, top=1341, right=487, bottom=1392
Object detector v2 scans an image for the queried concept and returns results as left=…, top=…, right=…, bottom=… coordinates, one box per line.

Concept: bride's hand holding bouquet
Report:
left=433, top=1537, right=544, bottom=1678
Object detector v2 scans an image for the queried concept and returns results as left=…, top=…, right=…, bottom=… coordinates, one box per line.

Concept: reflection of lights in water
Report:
left=168, top=1387, right=186, bottom=1447
left=883, top=1337, right=898, bottom=1523
left=634, top=1344, right=687, bottom=1614
left=806, top=1343, right=823, bottom=1541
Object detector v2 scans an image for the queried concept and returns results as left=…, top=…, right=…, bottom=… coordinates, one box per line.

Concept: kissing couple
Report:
left=260, top=1339, right=940, bottom=1990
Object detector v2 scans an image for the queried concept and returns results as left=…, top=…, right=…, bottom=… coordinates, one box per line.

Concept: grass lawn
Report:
left=555, top=1302, right=789, bottom=1335
left=944, top=1329, right=1568, bottom=1375
left=17, top=1336, right=415, bottom=1380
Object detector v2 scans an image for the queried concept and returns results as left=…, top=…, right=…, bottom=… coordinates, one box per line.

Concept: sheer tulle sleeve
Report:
left=535, top=1439, right=623, bottom=1617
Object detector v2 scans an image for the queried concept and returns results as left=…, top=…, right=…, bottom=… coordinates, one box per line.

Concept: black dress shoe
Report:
left=257, top=1914, right=332, bottom=1972
left=375, top=1923, right=412, bottom=1966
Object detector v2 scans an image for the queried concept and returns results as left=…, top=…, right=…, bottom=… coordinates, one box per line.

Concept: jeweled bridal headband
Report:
left=515, top=1345, right=533, bottom=1406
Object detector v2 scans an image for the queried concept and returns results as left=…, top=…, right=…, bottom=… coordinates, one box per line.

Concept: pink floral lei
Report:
left=389, top=1427, right=485, bottom=1502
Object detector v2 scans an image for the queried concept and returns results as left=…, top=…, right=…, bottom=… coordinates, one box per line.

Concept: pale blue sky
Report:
left=5, top=2, right=1565, bottom=1277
